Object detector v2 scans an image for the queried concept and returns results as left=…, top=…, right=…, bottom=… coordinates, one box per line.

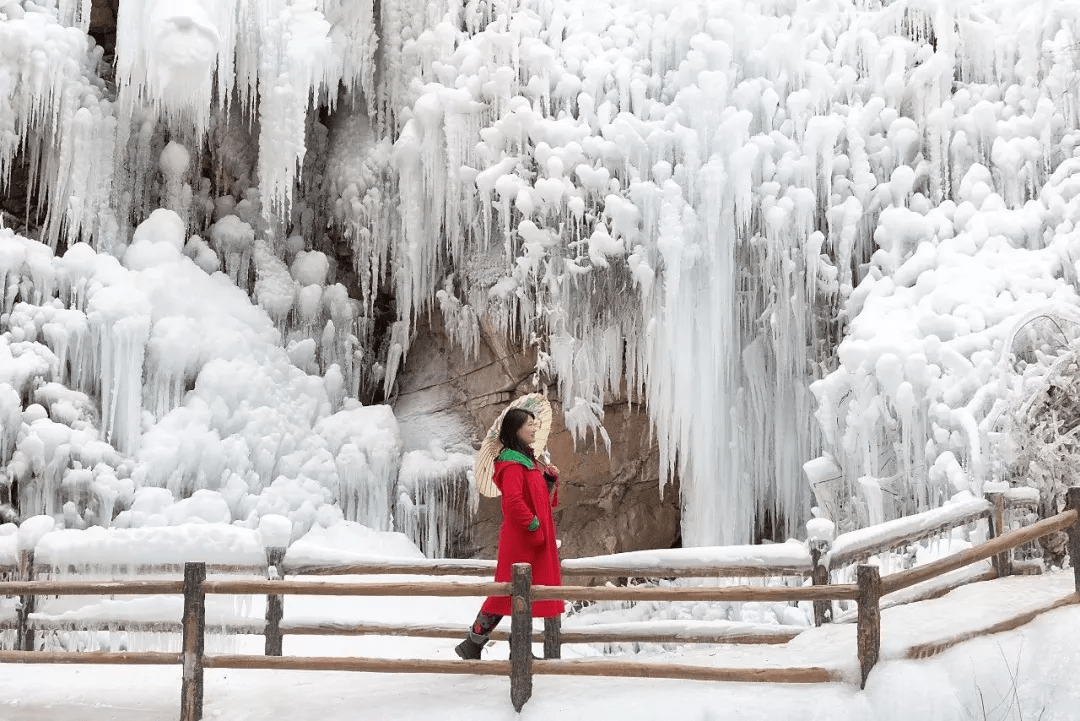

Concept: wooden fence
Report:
left=807, top=489, right=1041, bottom=625
left=1, top=487, right=1079, bottom=716
left=0, top=489, right=1039, bottom=649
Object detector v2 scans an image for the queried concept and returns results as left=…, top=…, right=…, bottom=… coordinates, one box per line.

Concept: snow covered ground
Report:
left=3, top=571, right=1077, bottom=721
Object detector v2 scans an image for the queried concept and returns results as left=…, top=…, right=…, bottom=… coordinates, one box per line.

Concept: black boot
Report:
left=455, top=637, right=484, bottom=660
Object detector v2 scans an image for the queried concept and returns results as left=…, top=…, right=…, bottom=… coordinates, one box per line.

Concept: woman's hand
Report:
left=541, top=463, right=559, bottom=479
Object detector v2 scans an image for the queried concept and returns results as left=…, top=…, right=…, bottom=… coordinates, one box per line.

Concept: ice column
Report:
left=87, top=285, right=151, bottom=454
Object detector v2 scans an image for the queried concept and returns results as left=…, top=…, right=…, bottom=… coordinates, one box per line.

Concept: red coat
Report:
left=481, top=453, right=564, bottom=618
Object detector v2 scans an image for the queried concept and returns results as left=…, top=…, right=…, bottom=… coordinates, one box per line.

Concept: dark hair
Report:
left=499, top=408, right=536, bottom=459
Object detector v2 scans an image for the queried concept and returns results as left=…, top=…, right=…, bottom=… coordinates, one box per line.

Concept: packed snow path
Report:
left=3, top=571, right=1078, bottom=720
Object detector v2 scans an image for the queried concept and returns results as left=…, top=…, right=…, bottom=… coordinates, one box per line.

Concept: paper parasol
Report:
left=474, top=393, right=552, bottom=498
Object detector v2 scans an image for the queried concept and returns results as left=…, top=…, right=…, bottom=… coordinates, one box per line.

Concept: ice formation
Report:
left=3, top=0, right=1080, bottom=554
left=380, top=0, right=1080, bottom=543
left=0, top=227, right=401, bottom=543
left=395, top=446, right=476, bottom=557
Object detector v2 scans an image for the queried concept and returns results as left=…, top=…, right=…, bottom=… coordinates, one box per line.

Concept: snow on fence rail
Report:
left=1, top=489, right=1079, bottom=716
left=826, top=497, right=992, bottom=568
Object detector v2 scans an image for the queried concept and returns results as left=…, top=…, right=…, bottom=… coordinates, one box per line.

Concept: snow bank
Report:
left=34, top=524, right=265, bottom=567
left=283, top=521, right=425, bottom=567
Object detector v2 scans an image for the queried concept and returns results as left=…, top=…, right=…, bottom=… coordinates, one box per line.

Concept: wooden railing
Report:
left=807, top=491, right=1042, bottom=625
left=1, top=487, right=1079, bottom=714
left=0, top=491, right=1032, bottom=649
left=0, top=562, right=856, bottom=717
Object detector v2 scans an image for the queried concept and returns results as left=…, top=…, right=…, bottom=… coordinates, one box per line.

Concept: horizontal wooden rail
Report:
left=0, top=651, right=180, bottom=665
left=829, top=508, right=990, bottom=568
left=8, top=559, right=821, bottom=584
left=833, top=564, right=998, bottom=624
left=0, top=617, right=801, bottom=646
left=531, top=583, right=859, bottom=603
left=560, top=565, right=811, bottom=579
left=531, top=659, right=836, bottom=683
left=279, top=621, right=521, bottom=641
left=556, top=626, right=800, bottom=645
left=284, top=560, right=809, bottom=579
left=198, top=654, right=834, bottom=684
left=0, top=579, right=185, bottom=595
left=284, top=560, right=496, bottom=576
left=905, top=593, right=1080, bottom=660
left=203, top=654, right=512, bottom=675
left=882, top=509, right=1078, bottom=595
left=201, top=579, right=510, bottom=597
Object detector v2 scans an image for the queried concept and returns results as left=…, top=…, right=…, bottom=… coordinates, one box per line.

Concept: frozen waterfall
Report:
left=2, top=0, right=1080, bottom=551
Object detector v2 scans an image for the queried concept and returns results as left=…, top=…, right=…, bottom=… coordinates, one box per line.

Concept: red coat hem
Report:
left=480, top=596, right=565, bottom=618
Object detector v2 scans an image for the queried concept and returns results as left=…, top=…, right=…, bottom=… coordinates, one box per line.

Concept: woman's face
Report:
left=516, top=415, right=537, bottom=446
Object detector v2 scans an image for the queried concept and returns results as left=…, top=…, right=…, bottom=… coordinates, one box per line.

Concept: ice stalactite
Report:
left=323, top=110, right=395, bottom=383
left=109, top=0, right=379, bottom=229
left=0, top=11, right=117, bottom=250
left=314, top=405, right=401, bottom=530
left=87, top=284, right=150, bottom=454
left=254, top=2, right=332, bottom=222
left=389, top=0, right=846, bottom=543
left=374, top=0, right=444, bottom=136
left=114, top=0, right=228, bottom=140
left=209, top=215, right=255, bottom=287
left=56, top=0, right=93, bottom=32
left=395, top=448, right=475, bottom=558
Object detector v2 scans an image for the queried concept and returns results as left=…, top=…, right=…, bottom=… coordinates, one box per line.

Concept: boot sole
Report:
left=455, top=644, right=482, bottom=661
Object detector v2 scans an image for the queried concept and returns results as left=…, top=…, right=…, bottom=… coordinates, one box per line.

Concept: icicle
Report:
left=394, top=448, right=475, bottom=558
left=87, top=285, right=150, bottom=454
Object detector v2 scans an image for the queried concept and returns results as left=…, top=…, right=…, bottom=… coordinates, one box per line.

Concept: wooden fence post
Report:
left=986, top=492, right=1012, bottom=578
left=856, top=564, right=881, bottom=689
left=1066, top=487, right=1080, bottom=595
left=15, top=549, right=34, bottom=651
left=264, top=546, right=285, bottom=656
left=181, top=562, right=207, bottom=721
left=543, top=615, right=561, bottom=659
left=509, top=563, right=533, bottom=712
left=809, top=539, right=832, bottom=626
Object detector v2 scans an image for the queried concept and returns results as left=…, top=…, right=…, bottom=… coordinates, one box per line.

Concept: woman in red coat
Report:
left=455, top=408, right=564, bottom=659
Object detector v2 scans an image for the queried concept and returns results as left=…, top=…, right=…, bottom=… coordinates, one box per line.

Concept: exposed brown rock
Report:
left=393, top=313, right=681, bottom=561
left=89, top=0, right=119, bottom=58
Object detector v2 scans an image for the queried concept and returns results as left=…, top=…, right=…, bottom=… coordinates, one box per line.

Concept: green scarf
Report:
left=496, top=448, right=535, bottom=470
